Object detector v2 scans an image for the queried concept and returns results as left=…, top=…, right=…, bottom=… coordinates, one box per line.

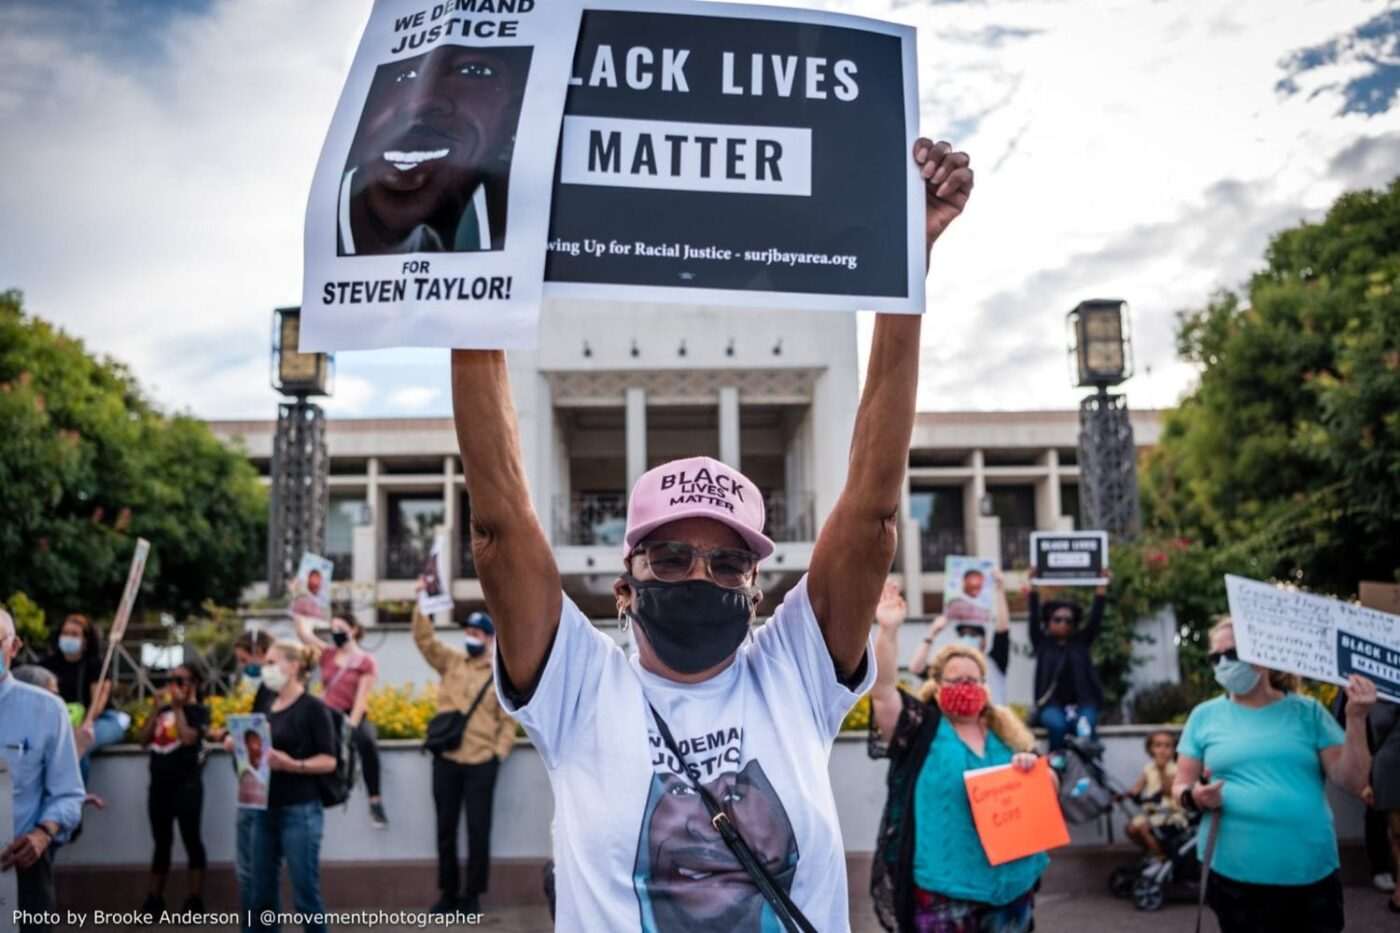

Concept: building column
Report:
left=1036, top=449, right=1061, bottom=530
left=899, top=482, right=924, bottom=615
left=367, top=457, right=383, bottom=580
left=626, top=386, right=647, bottom=490
left=719, top=385, right=741, bottom=469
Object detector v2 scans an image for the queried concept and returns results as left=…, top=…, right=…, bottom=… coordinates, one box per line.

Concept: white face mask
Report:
left=260, top=665, right=289, bottom=692
left=957, top=634, right=984, bottom=651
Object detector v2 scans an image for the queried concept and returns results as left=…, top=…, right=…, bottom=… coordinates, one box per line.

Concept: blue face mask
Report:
left=1213, top=658, right=1261, bottom=695
left=957, top=634, right=984, bottom=651
left=243, top=663, right=262, bottom=679
left=59, top=635, right=83, bottom=656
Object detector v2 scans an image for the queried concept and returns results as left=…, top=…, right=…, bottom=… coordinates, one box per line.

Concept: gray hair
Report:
left=12, top=665, right=58, bottom=692
left=0, top=608, right=14, bottom=639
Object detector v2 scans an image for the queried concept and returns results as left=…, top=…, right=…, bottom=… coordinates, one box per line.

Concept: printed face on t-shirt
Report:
left=633, top=759, right=797, bottom=931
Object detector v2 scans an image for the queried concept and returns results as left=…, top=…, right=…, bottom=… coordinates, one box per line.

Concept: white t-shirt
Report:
left=498, top=574, right=874, bottom=932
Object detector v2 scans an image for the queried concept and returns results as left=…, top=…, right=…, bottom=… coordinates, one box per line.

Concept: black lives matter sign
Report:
left=1029, top=531, right=1108, bottom=586
left=543, top=2, right=920, bottom=311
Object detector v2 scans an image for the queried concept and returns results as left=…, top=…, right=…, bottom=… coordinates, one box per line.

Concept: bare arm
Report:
left=1172, top=754, right=1223, bottom=810
left=809, top=138, right=973, bottom=677
left=411, top=600, right=451, bottom=675
left=907, top=616, right=946, bottom=678
left=871, top=582, right=907, bottom=744
left=451, top=350, right=561, bottom=692
left=292, top=614, right=329, bottom=653
left=348, top=666, right=375, bottom=728
left=1322, top=676, right=1376, bottom=796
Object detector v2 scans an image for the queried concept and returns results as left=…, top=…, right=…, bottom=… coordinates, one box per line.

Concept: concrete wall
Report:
left=62, top=729, right=1363, bottom=873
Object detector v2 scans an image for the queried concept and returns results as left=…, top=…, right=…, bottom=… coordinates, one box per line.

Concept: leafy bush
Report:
left=1130, top=680, right=1219, bottom=725
left=4, top=591, right=47, bottom=647
left=841, top=694, right=871, bottom=733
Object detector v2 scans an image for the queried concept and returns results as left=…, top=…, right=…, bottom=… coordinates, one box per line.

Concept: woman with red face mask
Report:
left=868, top=581, right=1054, bottom=932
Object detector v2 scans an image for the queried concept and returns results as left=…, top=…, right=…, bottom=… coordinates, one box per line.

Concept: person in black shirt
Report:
left=1026, top=578, right=1109, bottom=760
left=139, top=665, right=209, bottom=915
left=249, top=641, right=336, bottom=933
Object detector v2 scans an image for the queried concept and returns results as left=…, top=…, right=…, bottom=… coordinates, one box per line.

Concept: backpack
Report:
left=319, top=706, right=359, bottom=808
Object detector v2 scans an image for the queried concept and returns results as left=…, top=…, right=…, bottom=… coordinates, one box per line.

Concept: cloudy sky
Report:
left=2, top=0, right=1398, bottom=418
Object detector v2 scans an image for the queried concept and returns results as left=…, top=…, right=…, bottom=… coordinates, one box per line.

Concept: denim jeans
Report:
left=1038, top=704, right=1099, bottom=752
left=79, top=708, right=128, bottom=786
left=237, top=808, right=264, bottom=933
left=251, top=801, right=328, bottom=933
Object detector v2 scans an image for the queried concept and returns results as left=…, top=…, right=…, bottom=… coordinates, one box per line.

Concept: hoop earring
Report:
left=618, top=609, right=631, bottom=634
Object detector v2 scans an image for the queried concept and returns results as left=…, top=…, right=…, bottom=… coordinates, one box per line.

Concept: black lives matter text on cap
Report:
left=659, top=466, right=748, bottom=513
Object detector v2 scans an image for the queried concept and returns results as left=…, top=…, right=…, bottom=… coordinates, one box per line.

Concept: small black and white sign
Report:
left=1029, top=531, right=1108, bottom=586
left=544, top=0, right=923, bottom=313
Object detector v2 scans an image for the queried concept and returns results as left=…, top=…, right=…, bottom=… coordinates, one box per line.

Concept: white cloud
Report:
left=2, top=0, right=1398, bottom=419
left=387, top=385, right=441, bottom=412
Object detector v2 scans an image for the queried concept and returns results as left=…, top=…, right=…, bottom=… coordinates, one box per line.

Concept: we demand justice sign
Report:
left=545, top=0, right=923, bottom=312
left=301, top=0, right=922, bottom=351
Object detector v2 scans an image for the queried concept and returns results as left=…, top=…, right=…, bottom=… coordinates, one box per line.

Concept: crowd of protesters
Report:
left=1, top=134, right=1394, bottom=933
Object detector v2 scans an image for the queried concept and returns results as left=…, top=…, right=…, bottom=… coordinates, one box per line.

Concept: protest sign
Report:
left=300, top=0, right=584, bottom=351
left=544, top=0, right=923, bottom=312
left=944, top=556, right=996, bottom=627
left=1360, top=581, right=1400, bottom=617
left=1226, top=575, right=1400, bottom=703
left=964, top=758, right=1069, bottom=866
left=418, top=535, right=455, bottom=616
left=290, top=553, right=335, bottom=623
left=0, top=760, right=15, bottom=933
left=230, top=714, right=272, bottom=811
left=91, top=538, right=151, bottom=710
left=1029, top=531, right=1108, bottom=586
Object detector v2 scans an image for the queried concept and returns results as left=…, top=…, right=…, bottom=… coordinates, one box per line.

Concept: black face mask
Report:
left=331, top=631, right=349, bottom=648
left=623, top=575, right=757, bottom=675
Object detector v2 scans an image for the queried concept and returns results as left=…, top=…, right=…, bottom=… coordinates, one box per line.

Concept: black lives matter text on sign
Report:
left=543, top=0, right=921, bottom=313
left=1028, top=531, right=1109, bottom=586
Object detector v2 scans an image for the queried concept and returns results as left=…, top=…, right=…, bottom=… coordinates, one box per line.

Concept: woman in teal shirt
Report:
left=1174, top=618, right=1376, bottom=933
left=870, top=582, right=1052, bottom=932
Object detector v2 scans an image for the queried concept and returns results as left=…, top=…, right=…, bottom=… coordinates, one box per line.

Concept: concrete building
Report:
left=209, top=302, right=1163, bottom=622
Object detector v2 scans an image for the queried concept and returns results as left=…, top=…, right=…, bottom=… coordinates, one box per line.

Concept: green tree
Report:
left=1117, top=175, right=1400, bottom=680
left=0, top=289, right=267, bottom=631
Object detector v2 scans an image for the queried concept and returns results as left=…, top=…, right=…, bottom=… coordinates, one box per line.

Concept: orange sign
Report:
left=963, top=758, right=1070, bottom=866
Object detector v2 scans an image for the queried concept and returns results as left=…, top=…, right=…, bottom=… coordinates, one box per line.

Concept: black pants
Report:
left=351, top=717, right=382, bottom=798
left=1365, top=804, right=1394, bottom=876
left=1206, top=870, right=1344, bottom=933
left=17, top=850, right=56, bottom=933
left=432, top=756, right=499, bottom=899
left=149, top=775, right=207, bottom=872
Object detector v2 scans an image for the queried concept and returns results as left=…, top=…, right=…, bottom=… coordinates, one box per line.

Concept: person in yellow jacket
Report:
left=413, top=579, right=516, bottom=916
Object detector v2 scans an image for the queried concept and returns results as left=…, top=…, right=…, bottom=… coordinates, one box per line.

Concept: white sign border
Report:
left=1028, top=530, right=1108, bottom=587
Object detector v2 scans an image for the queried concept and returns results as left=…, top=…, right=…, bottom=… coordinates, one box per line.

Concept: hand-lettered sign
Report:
left=963, top=757, right=1070, bottom=866
left=1226, top=575, right=1400, bottom=702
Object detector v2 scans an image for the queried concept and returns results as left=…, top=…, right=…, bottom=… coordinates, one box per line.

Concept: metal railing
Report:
left=920, top=528, right=968, bottom=569
left=385, top=539, right=432, bottom=579
left=553, top=492, right=628, bottom=546
left=763, top=490, right=815, bottom=543
left=1001, top=525, right=1034, bottom=570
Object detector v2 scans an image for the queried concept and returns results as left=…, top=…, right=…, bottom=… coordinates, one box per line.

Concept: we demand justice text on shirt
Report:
left=498, top=575, right=875, bottom=932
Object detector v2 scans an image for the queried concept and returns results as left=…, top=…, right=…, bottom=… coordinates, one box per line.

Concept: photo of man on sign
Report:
left=338, top=44, right=533, bottom=255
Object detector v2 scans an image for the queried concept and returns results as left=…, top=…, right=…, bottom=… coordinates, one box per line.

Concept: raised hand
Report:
left=912, top=138, right=974, bottom=256
left=1344, top=674, right=1378, bottom=721
left=875, top=580, right=907, bottom=629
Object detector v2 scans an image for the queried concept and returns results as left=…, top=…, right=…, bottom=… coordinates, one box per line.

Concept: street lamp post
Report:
left=267, top=307, right=334, bottom=598
left=1067, top=299, right=1140, bottom=539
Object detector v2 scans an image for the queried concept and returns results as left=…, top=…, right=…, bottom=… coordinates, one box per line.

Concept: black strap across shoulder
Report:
left=648, top=704, right=818, bottom=933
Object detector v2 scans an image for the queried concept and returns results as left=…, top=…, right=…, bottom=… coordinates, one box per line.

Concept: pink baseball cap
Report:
left=623, top=456, right=775, bottom=560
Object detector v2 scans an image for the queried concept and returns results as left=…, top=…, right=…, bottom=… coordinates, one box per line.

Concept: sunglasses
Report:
left=170, top=676, right=191, bottom=687
left=939, top=676, right=985, bottom=687
left=1049, top=613, right=1075, bottom=625
left=954, top=627, right=984, bottom=638
left=1207, top=647, right=1239, bottom=667
left=629, top=541, right=759, bottom=589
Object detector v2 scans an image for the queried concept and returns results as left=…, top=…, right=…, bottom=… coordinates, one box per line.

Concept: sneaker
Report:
left=140, top=893, right=165, bottom=916
left=369, top=800, right=389, bottom=828
left=429, top=897, right=458, bottom=915
left=1374, top=872, right=1396, bottom=892
left=182, top=895, right=206, bottom=915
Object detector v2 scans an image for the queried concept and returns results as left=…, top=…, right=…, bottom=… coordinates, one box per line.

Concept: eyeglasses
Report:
left=1207, top=647, right=1239, bottom=667
left=629, top=541, right=759, bottom=589
left=939, top=676, right=985, bottom=687
left=170, top=676, right=191, bottom=687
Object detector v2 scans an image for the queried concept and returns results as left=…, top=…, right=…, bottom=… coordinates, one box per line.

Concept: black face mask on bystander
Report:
left=622, top=575, right=757, bottom=675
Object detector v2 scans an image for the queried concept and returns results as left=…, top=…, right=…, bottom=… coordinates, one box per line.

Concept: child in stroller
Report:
left=1108, top=730, right=1202, bottom=911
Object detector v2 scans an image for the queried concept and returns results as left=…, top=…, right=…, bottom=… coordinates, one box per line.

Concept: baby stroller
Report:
left=1055, top=734, right=1118, bottom=825
left=1107, top=791, right=1204, bottom=911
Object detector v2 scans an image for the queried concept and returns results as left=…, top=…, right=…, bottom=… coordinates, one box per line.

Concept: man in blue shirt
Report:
left=0, top=609, right=85, bottom=933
